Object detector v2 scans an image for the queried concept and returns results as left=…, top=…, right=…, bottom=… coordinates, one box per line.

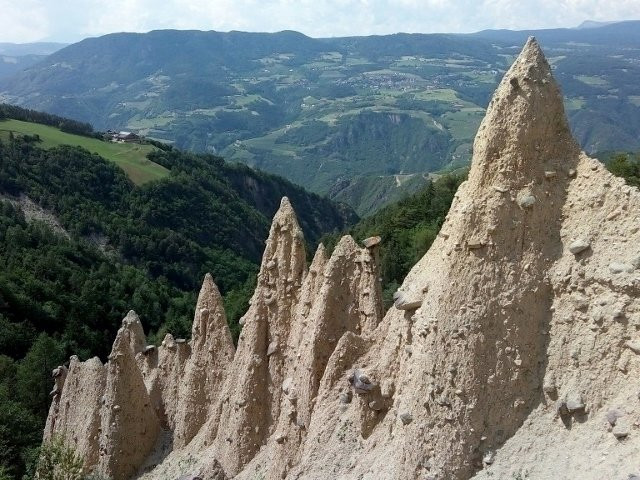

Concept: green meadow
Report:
left=0, top=119, right=169, bottom=184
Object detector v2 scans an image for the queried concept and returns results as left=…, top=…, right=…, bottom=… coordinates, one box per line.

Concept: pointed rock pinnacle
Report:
left=111, top=310, right=146, bottom=357
left=310, top=243, right=328, bottom=272
left=470, top=36, right=580, bottom=188
left=174, top=273, right=234, bottom=447
left=191, top=273, right=230, bottom=342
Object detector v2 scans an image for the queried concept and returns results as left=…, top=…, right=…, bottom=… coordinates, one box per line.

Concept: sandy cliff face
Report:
left=44, top=38, right=640, bottom=480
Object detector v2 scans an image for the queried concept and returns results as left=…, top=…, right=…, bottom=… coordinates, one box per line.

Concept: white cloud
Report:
left=0, top=0, right=50, bottom=43
left=0, top=0, right=638, bottom=43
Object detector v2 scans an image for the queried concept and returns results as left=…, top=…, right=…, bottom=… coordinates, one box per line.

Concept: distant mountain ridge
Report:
left=0, top=42, right=68, bottom=56
left=0, top=42, right=67, bottom=80
left=472, top=19, right=640, bottom=44
left=576, top=20, right=619, bottom=29
left=1, top=23, right=639, bottom=214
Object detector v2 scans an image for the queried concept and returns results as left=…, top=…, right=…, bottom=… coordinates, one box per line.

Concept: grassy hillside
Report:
left=0, top=119, right=168, bottom=184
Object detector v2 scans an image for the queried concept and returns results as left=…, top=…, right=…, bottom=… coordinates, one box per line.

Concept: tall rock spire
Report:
left=174, top=274, right=235, bottom=447
left=261, top=235, right=384, bottom=479
left=43, top=357, right=105, bottom=472
left=290, top=37, right=587, bottom=480
left=383, top=35, right=582, bottom=479
left=98, top=312, right=161, bottom=480
left=294, top=234, right=384, bottom=427
left=212, top=197, right=307, bottom=474
left=446, top=35, right=581, bottom=263
left=471, top=37, right=579, bottom=187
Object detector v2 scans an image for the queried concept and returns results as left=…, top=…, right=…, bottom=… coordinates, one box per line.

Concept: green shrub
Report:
left=606, top=152, right=640, bottom=188
left=0, top=466, right=12, bottom=480
left=36, top=436, right=83, bottom=480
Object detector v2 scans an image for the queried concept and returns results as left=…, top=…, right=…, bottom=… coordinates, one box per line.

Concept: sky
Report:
left=1, top=0, right=639, bottom=44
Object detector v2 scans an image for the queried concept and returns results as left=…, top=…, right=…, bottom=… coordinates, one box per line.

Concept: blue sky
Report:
left=1, top=0, right=639, bottom=43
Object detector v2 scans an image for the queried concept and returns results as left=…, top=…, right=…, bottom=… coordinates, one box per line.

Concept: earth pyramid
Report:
left=44, top=37, right=640, bottom=480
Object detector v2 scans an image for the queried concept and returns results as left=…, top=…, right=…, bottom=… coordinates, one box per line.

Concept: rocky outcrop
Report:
left=45, top=38, right=640, bottom=480
left=42, top=288, right=235, bottom=479
left=44, top=357, right=104, bottom=470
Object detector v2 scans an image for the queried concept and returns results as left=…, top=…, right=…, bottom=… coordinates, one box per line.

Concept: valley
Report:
left=1, top=23, right=639, bottom=214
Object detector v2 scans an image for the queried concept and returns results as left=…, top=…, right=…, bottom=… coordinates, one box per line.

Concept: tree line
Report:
left=0, top=104, right=95, bottom=138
